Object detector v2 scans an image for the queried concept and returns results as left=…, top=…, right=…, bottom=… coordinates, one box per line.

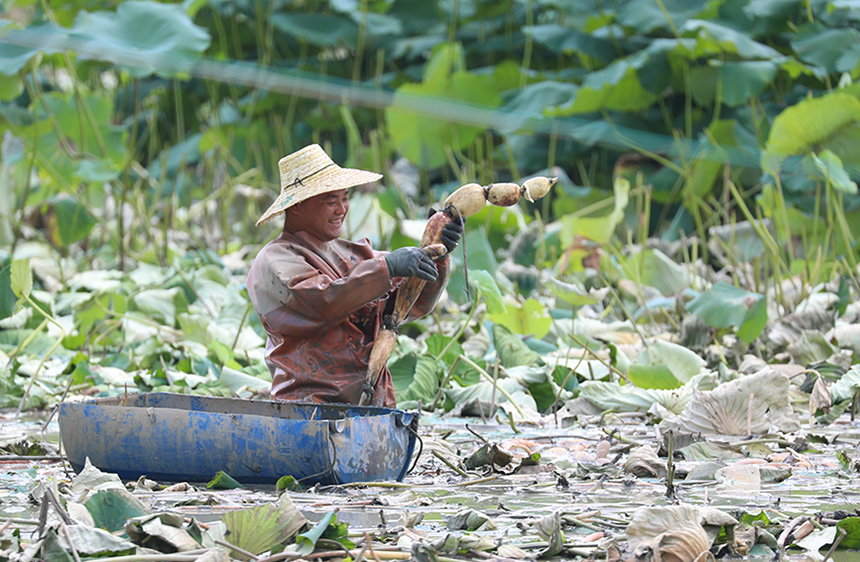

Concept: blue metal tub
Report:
left=58, top=393, right=420, bottom=485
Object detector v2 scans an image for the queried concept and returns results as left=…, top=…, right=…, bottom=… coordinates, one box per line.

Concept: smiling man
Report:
left=246, top=144, right=461, bottom=407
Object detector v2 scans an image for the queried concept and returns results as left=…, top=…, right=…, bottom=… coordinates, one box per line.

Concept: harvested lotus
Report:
left=443, top=182, right=486, bottom=218
left=485, top=182, right=522, bottom=207
left=360, top=177, right=556, bottom=406
left=520, top=175, right=558, bottom=202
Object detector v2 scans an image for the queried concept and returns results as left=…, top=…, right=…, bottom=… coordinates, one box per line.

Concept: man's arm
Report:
left=255, top=251, right=393, bottom=337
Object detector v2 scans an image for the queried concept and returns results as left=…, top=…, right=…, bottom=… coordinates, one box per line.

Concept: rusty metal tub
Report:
left=58, top=393, right=420, bottom=485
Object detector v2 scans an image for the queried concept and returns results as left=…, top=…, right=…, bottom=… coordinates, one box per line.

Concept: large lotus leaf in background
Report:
left=792, top=25, right=860, bottom=73
left=560, top=177, right=630, bottom=250
left=386, top=43, right=501, bottom=168
left=39, top=195, right=98, bottom=250
left=580, top=372, right=714, bottom=415
left=489, top=298, right=551, bottom=339
left=680, top=20, right=782, bottom=60
left=787, top=331, right=838, bottom=365
left=0, top=21, right=40, bottom=77
left=497, top=80, right=579, bottom=134
left=687, top=282, right=767, bottom=344
left=617, top=0, right=707, bottom=33
left=684, top=120, right=740, bottom=202
left=717, top=61, right=779, bottom=107
left=661, top=369, right=799, bottom=435
left=578, top=381, right=660, bottom=413
left=762, top=92, right=860, bottom=173
left=222, top=495, right=307, bottom=558
left=523, top=24, right=616, bottom=64
left=40, top=91, right=127, bottom=168
left=69, top=1, right=210, bottom=77
left=445, top=376, right=536, bottom=414
left=270, top=12, right=358, bottom=48
left=330, top=0, right=403, bottom=38
left=548, top=51, right=661, bottom=115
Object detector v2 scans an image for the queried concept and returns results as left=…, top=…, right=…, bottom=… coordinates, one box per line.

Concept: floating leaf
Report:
left=446, top=509, right=496, bottom=531
left=125, top=513, right=201, bottom=553
left=627, top=504, right=711, bottom=561
left=624, top=445, right=667, bottom=477
left=275, top=475, right=303, bottom=494
left=296, top=511, right=336, bottom=555
left=85, top=489, right=150, bottom=533
left=45, top=525, right=136, bottom=558
left=207, top=471, right=243, bottom=490
left=534, top=512, right=564, bottom=558
left=661, top=369, right=799, bottom=435
left=222, top=495, right=307, bottom=559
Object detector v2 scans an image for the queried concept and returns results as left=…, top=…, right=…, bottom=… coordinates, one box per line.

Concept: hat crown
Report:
left=277, top=144, right=335, bottom=193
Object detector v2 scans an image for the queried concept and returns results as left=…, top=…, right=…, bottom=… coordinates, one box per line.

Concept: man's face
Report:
left=288, top=189, right=350, bottom=241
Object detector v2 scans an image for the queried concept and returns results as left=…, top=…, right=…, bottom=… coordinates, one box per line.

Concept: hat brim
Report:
left=256, top=167, right=382, bottom=226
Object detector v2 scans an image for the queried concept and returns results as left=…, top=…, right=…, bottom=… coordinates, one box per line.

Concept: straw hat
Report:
left=256, top=144, right=383, bottom=226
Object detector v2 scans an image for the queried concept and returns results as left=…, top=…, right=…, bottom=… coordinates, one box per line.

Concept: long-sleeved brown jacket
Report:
left=246, top=230, right=448, bottom=407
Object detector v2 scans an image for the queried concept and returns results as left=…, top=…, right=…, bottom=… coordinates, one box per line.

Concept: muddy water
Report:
left=2, top=411, right=860, bottom=560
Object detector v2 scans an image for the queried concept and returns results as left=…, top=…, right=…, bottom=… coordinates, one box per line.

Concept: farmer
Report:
left=246, top=144, right=461, bottom=407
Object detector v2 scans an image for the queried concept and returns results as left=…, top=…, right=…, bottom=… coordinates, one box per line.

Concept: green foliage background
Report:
left=2, top=0, right=859, bottom=257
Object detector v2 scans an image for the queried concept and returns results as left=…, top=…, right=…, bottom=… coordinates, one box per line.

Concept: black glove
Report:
left=440, top=220, right=463, bottom=253
left=385, top=247, right=438, bottom=282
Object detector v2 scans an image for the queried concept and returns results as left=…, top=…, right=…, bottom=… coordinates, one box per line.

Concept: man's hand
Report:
left=441, top=220, right=463, bottom=253
left=385, top=247, right=438, bottom=282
